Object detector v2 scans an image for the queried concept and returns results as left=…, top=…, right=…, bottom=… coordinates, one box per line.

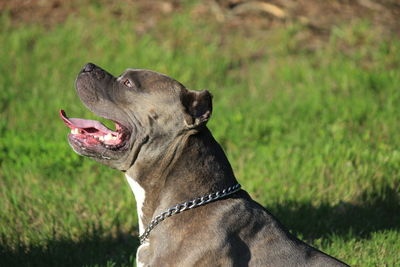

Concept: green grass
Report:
left=1, top=2, right=400, bottom=266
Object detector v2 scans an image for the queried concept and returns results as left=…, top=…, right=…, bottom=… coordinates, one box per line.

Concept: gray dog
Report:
left=60, top=63, right=348, bottom=266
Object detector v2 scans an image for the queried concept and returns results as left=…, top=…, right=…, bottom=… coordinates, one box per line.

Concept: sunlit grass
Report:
left=0, top=3, right=399, bottom=266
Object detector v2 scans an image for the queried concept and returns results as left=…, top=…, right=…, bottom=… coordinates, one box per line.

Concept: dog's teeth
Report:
left=99, top=136, right=104, bottom=141
left=104, top=133, right=113, bottom=141
left=71, top=128, right=79, bottom=134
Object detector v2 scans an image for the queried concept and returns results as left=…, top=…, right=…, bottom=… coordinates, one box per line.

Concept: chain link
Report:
left=139, top=183, right=241, bottom=244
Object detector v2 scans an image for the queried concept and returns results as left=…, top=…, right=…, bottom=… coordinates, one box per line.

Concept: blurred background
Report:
left=0, top=0, right=399, bottom=266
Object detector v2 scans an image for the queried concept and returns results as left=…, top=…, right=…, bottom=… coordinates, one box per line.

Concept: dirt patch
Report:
left=0, top=0, right=81, bottom=26
left=1, top=0, right=399, bottom=38
left=214, top=0, right=400, bottom=36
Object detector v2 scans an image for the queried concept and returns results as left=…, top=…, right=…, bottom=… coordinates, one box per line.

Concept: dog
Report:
left=60, top=63, right=348, bottom=266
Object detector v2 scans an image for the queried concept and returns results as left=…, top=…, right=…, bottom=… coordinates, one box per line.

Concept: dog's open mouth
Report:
left=59, top=109, right=129, bottom=149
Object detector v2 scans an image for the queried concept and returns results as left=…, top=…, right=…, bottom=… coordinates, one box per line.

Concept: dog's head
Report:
left=60, top=63, right=212, bottom=170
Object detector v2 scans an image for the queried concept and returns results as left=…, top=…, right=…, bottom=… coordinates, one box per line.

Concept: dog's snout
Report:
left=79, top=63, right=109, bottom=81
left=82, top=63, right=96, bottom=73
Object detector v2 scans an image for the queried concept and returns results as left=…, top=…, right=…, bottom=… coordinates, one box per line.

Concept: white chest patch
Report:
left=136, top=242, right=149, bottom=267
left=125, top=174, right=146, bottom=234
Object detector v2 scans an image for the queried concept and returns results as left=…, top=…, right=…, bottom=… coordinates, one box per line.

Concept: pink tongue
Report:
left=59, top=110, right=115, bottom=133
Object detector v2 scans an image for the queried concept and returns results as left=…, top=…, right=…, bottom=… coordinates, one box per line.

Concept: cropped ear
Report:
left=181, top=89, right=213, bottom=128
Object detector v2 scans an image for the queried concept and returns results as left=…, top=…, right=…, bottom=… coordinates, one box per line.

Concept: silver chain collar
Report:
left=139, top=183, right=241, bottom=244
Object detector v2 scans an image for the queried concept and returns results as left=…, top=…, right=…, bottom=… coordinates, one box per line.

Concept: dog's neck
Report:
left=125, top=127, right=238, bottom=235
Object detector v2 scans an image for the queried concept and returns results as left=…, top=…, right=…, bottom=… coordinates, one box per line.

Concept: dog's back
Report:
left=144, top=191, right=347, bottom=267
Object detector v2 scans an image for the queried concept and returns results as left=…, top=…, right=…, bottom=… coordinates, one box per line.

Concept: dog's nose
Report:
left=82, top=63, right=96, bottom=73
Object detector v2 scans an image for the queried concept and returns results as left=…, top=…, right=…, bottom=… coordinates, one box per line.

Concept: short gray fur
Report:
left=66, top=63, right=349, bottom=267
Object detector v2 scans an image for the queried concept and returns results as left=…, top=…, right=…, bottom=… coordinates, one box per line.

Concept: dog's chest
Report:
left=136, top=242, right=150, bottom=267
left=125, top=174, right=146, bottom=233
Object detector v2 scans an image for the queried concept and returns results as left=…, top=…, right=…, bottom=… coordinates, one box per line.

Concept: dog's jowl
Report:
left=61, top=63, right=348, bottom=266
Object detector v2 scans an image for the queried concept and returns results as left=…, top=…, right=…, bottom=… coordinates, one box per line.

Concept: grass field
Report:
left=1, top=2, right=400, bottom=266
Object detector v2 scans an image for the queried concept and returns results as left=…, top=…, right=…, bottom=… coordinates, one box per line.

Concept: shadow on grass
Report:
left=270, top=185, right=400, bottom=241
left=0, top=229, right=139, bottom=267
left=1, top=186, right=398, bottom=266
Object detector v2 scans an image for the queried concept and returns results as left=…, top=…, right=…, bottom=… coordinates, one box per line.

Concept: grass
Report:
left=1, top=2, right=400, bottom=266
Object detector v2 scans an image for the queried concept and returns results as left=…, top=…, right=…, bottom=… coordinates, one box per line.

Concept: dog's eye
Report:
left=124, top=79, right=133, bottom=88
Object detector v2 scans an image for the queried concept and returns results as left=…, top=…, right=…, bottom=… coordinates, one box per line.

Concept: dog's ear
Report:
left=181, top=89, right=212, bottom=128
